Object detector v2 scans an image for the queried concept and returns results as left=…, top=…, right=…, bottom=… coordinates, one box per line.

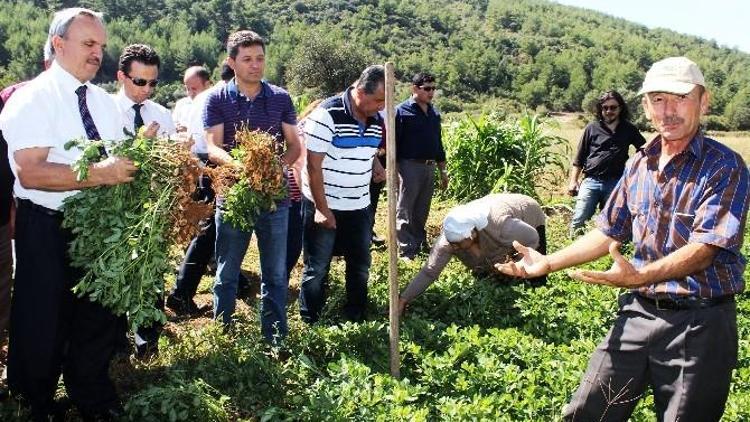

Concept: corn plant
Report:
left=492, top=112, right=570, bottom=199
left=443, top=112, right=569, bottom=201
left=443, top=112, right=523, bottom=201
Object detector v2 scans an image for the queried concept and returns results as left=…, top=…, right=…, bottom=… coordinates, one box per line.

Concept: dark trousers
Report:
left=8, top=200, right=119, bottom=416
left=299, top=198, right=371, bottom=323
left=172, top=215, right=216, bottom=300
left=0, top=221, right=12, bottom=344
left=172, top=171, right=216, bottom=301
left=286, top=199, right=303, bottom=277
left=563, top=293, right=737, bottom=421
left=369, top=180, right=385, bottom=235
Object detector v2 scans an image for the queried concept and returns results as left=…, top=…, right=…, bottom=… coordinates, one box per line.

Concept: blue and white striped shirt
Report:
left=302, top=88, right=382, bottom=211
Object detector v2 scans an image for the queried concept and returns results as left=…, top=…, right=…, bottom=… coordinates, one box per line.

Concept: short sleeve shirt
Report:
left=0, top=61, right=124, bottom=210
left=598, top=133, right=749, bottom=299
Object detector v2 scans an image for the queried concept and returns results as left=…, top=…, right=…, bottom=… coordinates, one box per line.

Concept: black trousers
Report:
left=8, top=200, right=119, bottom=415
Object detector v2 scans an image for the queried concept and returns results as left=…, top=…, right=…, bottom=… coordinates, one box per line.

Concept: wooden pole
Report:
left=385, top=62, right=400, bottom=379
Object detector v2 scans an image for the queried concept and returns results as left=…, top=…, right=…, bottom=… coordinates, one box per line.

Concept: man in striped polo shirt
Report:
left=203, top=30, right=301, bottom=342
left=299, top=65, right=386, bottom=323
left=497, top=57, right=749, bottom=421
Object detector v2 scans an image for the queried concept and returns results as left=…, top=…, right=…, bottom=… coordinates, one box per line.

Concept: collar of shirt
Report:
left=341, top=86, right=382, bottom=128
left=49, top=60, right=96, bottom=94
left=642, top=131, right=704, bottom=161
left=226, top=78, right=271, bottom=101
left=115, top=89, right=144, bottom=110
left=405, top=97, right=435, bottom=116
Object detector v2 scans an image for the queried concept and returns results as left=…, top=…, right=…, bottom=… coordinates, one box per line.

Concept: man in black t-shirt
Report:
left=568, top=90, right=646, bottom=237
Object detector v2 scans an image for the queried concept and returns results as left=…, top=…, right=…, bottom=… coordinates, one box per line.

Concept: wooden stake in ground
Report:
left=385, top=62, right=400, bottom=379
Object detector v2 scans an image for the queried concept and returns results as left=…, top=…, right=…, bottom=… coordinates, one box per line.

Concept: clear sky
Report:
left=554, top=0, right=750, bottom=53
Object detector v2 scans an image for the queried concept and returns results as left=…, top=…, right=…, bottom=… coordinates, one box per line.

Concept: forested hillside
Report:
left=2, top=0, right=750, bottom=128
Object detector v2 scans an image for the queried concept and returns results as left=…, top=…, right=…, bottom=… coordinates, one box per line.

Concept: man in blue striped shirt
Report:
left=203, top=30, right=301, bottom=342
left=299, top=65, right=386, bottom=323
left=497, top=57, right=749, bottom=421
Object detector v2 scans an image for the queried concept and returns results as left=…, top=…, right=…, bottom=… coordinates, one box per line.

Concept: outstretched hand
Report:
left=494, top=240, right=551, bottom=279
left=568, top=242, right=644, bottom=288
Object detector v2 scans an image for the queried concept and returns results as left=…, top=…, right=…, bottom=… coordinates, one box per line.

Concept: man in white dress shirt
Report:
left=113, top=43, right=175, bottom=139
left=0, top=8, right=137, bottom=420
left=172, top=66, right=211, bottom=132
left=112, top=43, right=175, bottom=360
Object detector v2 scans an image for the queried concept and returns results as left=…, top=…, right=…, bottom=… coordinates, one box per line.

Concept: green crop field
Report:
left=1, top=116, right=748, bottom=421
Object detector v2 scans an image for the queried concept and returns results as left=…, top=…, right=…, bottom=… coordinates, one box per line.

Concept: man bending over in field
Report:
left=398, top=193, right=546, bottom=315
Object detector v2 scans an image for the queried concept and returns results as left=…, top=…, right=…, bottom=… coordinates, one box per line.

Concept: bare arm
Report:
left=14, top=147, right=137, bottom=191
left=372, top=156, right=385, bottom=183
left=572, top=242, right=718, bottom=288
left=280, top=122, right=301, bottom=167
left=306, top=150, right=335, bottom=229
left=495, top=228, right=614, bottom=278
left=204, top=123, right=233, bottom=166
left=567, top=165, right=582, bottom=195
left=437, top=161, right=449, bottom=189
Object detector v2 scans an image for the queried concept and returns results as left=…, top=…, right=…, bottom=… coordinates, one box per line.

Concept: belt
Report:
left=406, top=159, right=437, bottom=165
left=636, top=293, right=734, bottom=311
left=17, top=198, right=64, bottom=218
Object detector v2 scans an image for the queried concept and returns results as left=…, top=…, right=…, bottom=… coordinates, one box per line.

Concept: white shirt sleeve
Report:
left=302, top=107, right=334, bottom=154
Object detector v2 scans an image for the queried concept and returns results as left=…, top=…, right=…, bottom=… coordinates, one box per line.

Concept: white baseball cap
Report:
left=638, top=56, right=705, bottom=95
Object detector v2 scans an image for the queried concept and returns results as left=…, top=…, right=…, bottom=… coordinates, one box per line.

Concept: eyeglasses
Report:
left=419, top=85, right=437, bottom=92
left=601, top=105, right=620, bottom=111
left=126, top=74, right=159, bottom=87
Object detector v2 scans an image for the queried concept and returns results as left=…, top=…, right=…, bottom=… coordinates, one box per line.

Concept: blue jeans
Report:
left=298, top=198, right=371, bottom=324
left=213, top=204, right=289, bottom=342
left=570, top=177, right=619, bottom=236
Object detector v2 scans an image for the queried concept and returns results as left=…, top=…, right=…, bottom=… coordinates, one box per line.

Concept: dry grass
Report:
left=549, top=112, right=750, bottom=163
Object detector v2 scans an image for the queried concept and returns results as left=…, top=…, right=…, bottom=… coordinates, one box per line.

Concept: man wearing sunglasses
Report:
left=112, top=44, right=176, bottom=360
left=568, top=90, right=645, bottom=237
left=395, top=72, right=448, bottom=260
left=113, top=44, right=175, bottom=139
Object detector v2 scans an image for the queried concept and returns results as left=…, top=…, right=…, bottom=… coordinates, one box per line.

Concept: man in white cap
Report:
left=497, top=56, right=749, bottom=421
left=398, top=193, right=546, bottom=315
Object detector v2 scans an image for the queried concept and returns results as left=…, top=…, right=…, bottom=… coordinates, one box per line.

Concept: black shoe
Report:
left=166, top=294, right=206, bottom=317
left=371, top=234, right=386, bottom=247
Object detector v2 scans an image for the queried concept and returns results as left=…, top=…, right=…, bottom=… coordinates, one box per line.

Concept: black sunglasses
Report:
left=419, top=85, right=437, bottom=92
left=126, top=74, right=159, bottom=87
left=601, top=105, right=620, bottom=111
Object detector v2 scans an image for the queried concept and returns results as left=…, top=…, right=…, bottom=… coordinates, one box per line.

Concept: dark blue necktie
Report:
left=133, top=103, right=144, bottom=131
left=75, top=85, right=108, bottom=157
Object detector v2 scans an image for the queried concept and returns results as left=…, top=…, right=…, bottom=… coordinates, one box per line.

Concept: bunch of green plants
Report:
left=443, top=112, right=569, bottom=201
left=63, top=133, right=198, bottom=329
left=214, top=129, right=287, bottom=232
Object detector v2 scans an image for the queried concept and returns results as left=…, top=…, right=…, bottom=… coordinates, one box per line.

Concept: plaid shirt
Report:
left=598, top=132, right=749, bottom=299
